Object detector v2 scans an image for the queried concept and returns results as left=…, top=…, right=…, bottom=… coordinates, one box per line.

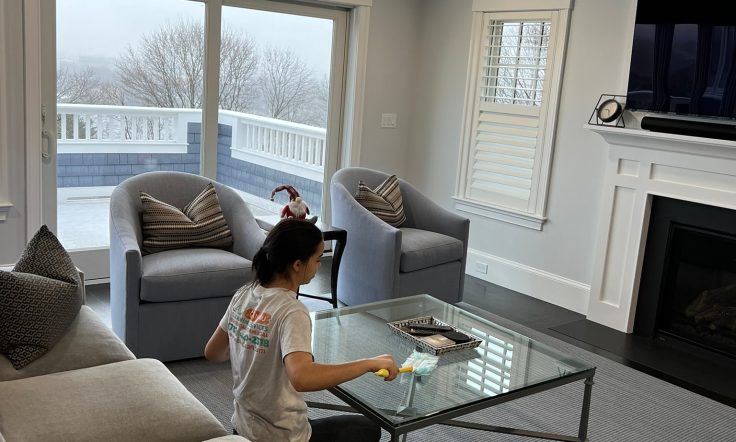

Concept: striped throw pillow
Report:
left=354, top=175, right=406, bottom=227
left=140, top=183, right=234, bottom=255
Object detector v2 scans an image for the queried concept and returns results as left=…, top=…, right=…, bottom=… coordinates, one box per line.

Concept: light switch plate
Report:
left=381, top=113, right=397, bottom=128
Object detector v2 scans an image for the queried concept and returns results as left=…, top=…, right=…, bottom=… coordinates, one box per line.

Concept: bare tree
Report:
left=56, top=66, right=102, bottom=103
left=219, top=27, right=259, bottom=111
left=115, top=19, right=258, bottom=111
left=258, top=47, right=318, bottom=124
left=309, top=74, right=330, bottom=127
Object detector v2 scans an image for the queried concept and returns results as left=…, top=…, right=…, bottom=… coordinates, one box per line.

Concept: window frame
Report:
left=454, top=0, right=573, bottom=230
left=0, top=1, right=13, bottom=221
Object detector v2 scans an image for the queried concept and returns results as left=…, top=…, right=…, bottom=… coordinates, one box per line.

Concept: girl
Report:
left=205, top=218, right=399, bottom=442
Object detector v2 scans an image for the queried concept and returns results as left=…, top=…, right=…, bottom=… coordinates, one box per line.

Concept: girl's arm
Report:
left=283, top=351, right=399, bottom=392
left=204, top=327, right=230, bottom=362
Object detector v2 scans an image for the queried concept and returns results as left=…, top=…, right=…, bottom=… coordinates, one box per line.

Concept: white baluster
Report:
left=60, top=114, right=68, bottom=140
left=73, top=114, right=79, bottom=141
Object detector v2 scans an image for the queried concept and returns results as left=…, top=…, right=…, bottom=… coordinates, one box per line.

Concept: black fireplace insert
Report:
left=635, top=197, right=736, bottom=359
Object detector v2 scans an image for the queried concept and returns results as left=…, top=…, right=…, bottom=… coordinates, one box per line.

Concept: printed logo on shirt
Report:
left=244, top=308, right=271, bottom=325
left=228, top=306, right=271, bottom=354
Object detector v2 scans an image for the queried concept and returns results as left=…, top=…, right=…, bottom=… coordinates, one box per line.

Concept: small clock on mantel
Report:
left=589, top=94, right=626, bottom=128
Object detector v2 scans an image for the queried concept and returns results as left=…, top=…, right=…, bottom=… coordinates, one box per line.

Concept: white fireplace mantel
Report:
left=586, top=124, right=736, bottom=333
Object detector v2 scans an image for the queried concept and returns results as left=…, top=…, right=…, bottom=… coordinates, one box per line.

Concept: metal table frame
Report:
left=308, top=367, right=595, bottom=441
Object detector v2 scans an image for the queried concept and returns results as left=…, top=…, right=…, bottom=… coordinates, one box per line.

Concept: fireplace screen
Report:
left=659, top=225, right=736, bottom=357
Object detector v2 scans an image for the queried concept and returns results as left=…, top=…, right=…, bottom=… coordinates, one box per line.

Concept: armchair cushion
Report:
left=354, top=174, right=406, bottom=227
left=140, top=248, right=251, bottom=303
left=141, top=183, right=233, bottom=255
left=399, top=228, right=464, bottom=272
left=0, top=226, right=82, bottom=369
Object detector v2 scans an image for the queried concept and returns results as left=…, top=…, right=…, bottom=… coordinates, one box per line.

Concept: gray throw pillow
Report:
left=0, top=225, right=82, bottom=369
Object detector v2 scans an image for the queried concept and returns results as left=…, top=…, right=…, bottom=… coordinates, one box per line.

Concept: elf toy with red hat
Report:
left=270, top=184, right=317, bottom=222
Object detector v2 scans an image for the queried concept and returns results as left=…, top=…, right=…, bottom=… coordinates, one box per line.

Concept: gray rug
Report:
left=166, top=300, right=736, bottom=441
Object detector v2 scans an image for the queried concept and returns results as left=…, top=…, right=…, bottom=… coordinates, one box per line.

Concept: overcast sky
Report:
left=57, top=0, right=334, bottom=76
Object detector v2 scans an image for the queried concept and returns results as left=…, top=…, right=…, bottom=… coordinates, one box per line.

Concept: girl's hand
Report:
left=368, top=354, right=399, bottom=381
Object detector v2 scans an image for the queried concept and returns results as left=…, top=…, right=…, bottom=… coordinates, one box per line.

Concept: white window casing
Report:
left=0, top=1, right=13, bottom=221
left=455, top=1, right=573, bottom=230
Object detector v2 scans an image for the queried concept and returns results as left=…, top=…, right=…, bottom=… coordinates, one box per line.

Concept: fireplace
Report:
left=635, top=197, right=736, bottom=358
left=581, top=123, right=736, bottom=405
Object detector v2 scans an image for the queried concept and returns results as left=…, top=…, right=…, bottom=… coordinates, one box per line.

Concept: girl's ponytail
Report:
left=251, top=247, right=274, bottom=286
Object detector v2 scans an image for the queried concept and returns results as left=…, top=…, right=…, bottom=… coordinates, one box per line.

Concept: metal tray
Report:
left=387, top=316, right=483, bottom=355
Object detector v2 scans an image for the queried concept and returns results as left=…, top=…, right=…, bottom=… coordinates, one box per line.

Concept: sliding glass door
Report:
left=41, top=0, right=348, bottom=281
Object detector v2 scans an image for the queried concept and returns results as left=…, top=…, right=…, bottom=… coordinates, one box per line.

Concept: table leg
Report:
left=329, top=234, right=346, bottom=308
left=577, top=375, right=594, bottom=441
left=389, top=433, right=407, bottom=442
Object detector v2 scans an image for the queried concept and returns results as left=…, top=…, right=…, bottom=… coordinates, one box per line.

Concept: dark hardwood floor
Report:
left=86, top=259, right=734, bottom=407
left=460, top=275, right=735, bottom=407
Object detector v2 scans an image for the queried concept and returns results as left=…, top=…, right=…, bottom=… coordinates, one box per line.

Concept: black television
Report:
left=625, top=1, right=736, bottom=120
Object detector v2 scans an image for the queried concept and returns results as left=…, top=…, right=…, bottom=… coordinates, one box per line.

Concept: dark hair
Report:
left=251, top=219, right=323, bottom=285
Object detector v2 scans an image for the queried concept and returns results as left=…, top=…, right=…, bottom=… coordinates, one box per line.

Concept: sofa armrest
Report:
left=216, top=184, right=266, bottom=260
left=109, top=186, right=143, bottom=353
left=331, top=182, right=402, bottom=302
left=0, top=359, right=228, bottom=441
left=0, top=306, right=135, bottom=382
left=204, top=436, right=252, bottom=442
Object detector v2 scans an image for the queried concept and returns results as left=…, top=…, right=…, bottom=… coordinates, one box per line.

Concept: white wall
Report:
left=404, top=0, right=638, bottom=312
left=0, top=0, right=29, bottom=265
left=1, top=0, right=643, bottom=314
left=358, top=0, right=421, bottom=175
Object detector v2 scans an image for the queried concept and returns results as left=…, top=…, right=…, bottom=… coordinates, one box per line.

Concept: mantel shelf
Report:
left=584, top=124, right=736, bottom=160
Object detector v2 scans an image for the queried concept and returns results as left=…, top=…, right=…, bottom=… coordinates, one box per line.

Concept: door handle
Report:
left=41, top=128, right=51, bottom=159
left=41, top=106, right=51, bottom=159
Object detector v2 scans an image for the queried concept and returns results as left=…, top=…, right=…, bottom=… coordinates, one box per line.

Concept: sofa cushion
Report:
left=141, top=182, right=234, bottom=255
left=354, top=174, right=406, bottom=227
left=141, top=248, right=252, bottom=302
left=0, top=358, right=227, bottom=442
left=0, top=306, right=134, bottom=382
left=399, top=228, right=464, bottom=272
left=0, top=225, right=83, bottom=369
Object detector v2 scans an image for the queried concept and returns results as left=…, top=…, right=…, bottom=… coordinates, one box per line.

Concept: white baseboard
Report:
left=466, top=248, right=590, bottom=314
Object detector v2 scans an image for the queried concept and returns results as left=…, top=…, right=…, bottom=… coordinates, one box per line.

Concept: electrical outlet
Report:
left=475, top=261, right=488, bottom=274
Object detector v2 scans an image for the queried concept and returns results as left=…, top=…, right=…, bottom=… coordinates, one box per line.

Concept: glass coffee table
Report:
left=309, top=294, right=595, bottom=442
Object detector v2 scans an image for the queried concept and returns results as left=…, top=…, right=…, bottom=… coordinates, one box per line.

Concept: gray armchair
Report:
left=331, top=167, right=469, bottom=306
left=109, top=171, right=265, bottom=361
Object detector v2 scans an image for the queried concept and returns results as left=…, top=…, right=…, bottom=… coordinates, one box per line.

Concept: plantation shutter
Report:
left=456, top=6, right=571, bottom=229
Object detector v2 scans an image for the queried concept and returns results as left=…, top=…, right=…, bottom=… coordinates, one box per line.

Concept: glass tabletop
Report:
left=310, top=294, right=594, bottom=427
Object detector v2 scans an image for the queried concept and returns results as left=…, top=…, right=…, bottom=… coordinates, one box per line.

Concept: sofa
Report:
left=0, top=265, right=247, bottom=442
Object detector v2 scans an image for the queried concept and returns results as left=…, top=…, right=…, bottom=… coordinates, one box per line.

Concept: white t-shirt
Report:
left=219, top=284, right=313, bottom=442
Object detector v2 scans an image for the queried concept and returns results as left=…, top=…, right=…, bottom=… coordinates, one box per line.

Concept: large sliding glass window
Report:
left=49, top=0, right=348, bottom=279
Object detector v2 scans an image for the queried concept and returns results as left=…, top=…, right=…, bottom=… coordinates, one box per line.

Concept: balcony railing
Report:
left=56, top=104, right=326, bottom=181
